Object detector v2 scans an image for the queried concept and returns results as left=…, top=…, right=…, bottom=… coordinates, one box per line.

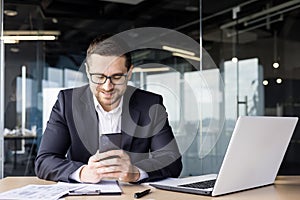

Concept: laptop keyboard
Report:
left=179, top=179, right=216, bottom=189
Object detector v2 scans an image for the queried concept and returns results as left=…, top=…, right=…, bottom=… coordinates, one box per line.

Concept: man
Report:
left=35, top=34, right=182, bottom=183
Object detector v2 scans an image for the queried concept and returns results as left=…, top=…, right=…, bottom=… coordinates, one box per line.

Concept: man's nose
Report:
left=102, top=78, right=114, bottom=90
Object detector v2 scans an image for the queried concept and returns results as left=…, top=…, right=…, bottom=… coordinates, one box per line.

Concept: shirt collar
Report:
left=93, top=95, right=123, bottom=114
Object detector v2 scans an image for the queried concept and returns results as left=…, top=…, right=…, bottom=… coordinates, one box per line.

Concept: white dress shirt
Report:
left=94, top=95, right=122, bottom=135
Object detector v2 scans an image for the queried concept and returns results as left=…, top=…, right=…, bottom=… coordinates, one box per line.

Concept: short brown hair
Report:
left=87, top=34, right=132, bottom=71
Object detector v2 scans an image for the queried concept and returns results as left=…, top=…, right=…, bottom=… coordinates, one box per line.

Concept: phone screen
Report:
left=98, top=133, right=122, bottom=160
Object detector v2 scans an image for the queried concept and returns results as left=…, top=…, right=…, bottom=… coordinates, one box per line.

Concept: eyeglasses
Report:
left=89, top=73, right=128, bottom=85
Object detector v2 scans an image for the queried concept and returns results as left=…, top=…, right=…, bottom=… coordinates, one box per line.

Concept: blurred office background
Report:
left=0, top=0, right=300, bottom=178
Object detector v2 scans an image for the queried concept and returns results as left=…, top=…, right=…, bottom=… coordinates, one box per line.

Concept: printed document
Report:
left=0, top=180, right=122, bottom=199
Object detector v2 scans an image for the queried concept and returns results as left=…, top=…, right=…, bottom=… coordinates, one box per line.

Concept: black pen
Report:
left=134, top=189, right=151, bottom=199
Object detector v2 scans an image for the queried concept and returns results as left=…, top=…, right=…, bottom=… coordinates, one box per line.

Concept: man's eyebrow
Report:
left=89, top=72, right=125, bottom=76
left=111, top=73, right=126, bottom=76
left=89, top=72, right=104, bottom=75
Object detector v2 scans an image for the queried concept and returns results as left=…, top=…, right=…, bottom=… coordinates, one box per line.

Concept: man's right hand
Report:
left=79, top=151, right=104, bottom=183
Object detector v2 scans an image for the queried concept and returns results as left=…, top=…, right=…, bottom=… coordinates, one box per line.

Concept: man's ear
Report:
left=127, top=65, right=134, bottom=80
left=85, top=62, right=90, bottom=80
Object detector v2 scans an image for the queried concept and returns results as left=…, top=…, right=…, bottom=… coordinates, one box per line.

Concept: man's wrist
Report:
left=135, top=167, right=149, bottom=182
left=133, top=166, right=140, bottom=181
left=69, top=165, right=86, bottom=182
left=79, top=165, right=87, bottom=182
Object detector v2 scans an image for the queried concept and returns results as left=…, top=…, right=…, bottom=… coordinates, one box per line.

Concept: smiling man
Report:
left=35, top=34, right=182, bottom=183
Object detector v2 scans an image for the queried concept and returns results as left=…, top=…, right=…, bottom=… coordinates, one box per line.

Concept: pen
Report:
left=68, top=189, right=101, bottom=195
left=134, top=189, right=151, bottom=199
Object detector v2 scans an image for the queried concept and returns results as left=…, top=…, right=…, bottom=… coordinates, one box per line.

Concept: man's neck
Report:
left=101, top=102, right=119, bottom=112
left=93, top=95, right=123, bottom=113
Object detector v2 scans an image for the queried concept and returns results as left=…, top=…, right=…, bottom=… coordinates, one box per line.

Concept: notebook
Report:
left=150, top=116, right=298, bottom=196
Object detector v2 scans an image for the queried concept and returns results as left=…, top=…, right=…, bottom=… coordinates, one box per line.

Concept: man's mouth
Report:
left=101, top=90, right=114, bottom=98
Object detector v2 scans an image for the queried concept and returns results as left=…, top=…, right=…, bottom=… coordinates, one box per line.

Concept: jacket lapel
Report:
left=121, top=86, right=140, bottom=151
left=73, top=86, right=99, bottom=155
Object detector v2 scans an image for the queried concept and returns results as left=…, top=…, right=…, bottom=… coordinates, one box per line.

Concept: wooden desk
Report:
left=0, top=176, right=300, bottom=199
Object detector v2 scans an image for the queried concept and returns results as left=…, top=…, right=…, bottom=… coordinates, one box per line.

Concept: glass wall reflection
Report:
left=1, top=0, right=300, bottom=178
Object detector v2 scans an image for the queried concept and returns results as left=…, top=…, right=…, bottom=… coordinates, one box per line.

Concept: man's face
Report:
left=86, top=54, right=132, bottom=111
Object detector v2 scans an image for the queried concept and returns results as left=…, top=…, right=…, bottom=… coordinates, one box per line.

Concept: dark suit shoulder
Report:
left=126, top=86, right=163, bottom=110
left=131, top=86, right=161, bottom=98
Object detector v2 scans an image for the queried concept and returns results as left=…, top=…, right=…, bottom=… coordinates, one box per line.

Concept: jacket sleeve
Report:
left=35, top=91, right=84, bottom=182
left=132, top=95, right=182, bottom=182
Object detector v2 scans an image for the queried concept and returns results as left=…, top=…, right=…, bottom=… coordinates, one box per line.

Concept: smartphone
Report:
left=98, top=134, right=122, bottom=160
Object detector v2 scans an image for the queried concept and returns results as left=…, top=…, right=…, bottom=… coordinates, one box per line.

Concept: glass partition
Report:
left=1, top=0, right=90, bottom=176
left=0, top=0, right=4, bottom=179
left=128, top=44, right=226, bottom=176
left=1, top=0, right=300, bottom=178
left=204, top=1, right=300, bottom=174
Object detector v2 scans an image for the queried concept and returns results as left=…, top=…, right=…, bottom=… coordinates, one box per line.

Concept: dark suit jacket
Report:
left=35, top=85, right=182, bottom=182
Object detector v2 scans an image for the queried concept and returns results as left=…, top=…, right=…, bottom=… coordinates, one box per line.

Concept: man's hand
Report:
left=80, top=150, right=140, bottom=183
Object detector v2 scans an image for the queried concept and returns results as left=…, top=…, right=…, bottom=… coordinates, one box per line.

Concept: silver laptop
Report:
left=150, top=116, right=298, bottom=196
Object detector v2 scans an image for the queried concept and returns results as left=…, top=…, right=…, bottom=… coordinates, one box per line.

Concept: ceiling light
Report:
left=185, top=0, right=198, bottom=12
left=263, top=80, right=269, bottom=86
left=4, top=9, right=18, bottom=17
left=2, top=35, right=57, bottom=41
left=52, top=18, right=58, bottom=23
left=162, top=45, right=195, bottom=56
left=99, top=0, right=145, bottom=5
left=4, top=30, right=60, bottom=36
left=2, top=30, right=60, bottom=43
left=185, top=6, right=198, bottom=12
left=133, top=67, right=170, bottom=73
left=3, top=39, right=19, bottom=44
left=10, top=47, right=20, bottom=53
left=4, top=5, right=18, bottom=16
left=231, top=57, right=238, bottom=63
left=132, top=51, right=150, bottom=60
left=5, top=36, right=56, bottom=40
left=276, top=78, right=282, bottom=84
left=273, top=62, right=280, bottom=69
left=172, top=53, right=200, bottom=61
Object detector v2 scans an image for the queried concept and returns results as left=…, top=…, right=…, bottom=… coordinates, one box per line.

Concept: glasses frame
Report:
left=88, top=72, right=128, bottom=85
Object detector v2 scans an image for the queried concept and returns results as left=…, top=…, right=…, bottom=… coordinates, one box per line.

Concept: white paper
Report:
left=0, top=180, right=121, bottom=200
left=57, top=180, right=122, bottom=194
left=0, top=184, right=81, bottom=200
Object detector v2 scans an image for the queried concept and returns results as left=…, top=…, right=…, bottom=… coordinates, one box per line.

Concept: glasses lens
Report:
left=92, top=74, right=107, bottom=84
left=111, top=75, right=126, bottom=85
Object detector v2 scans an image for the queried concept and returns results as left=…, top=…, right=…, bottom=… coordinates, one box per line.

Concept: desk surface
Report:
left=1, top=176, right=300, bottom=199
